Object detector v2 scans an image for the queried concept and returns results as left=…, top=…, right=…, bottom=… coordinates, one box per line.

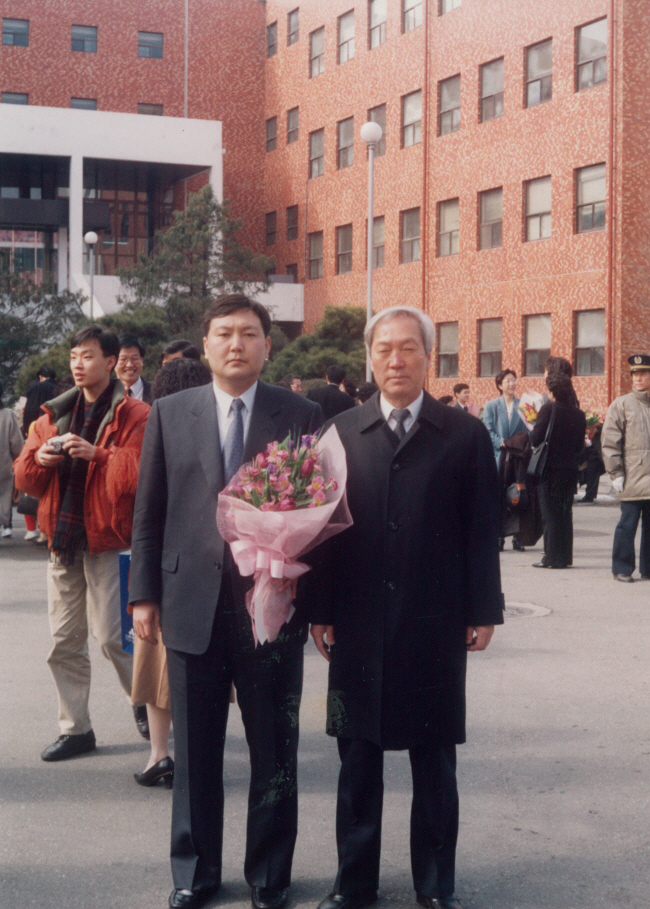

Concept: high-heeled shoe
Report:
left=134, top=756, right=174, bottom=788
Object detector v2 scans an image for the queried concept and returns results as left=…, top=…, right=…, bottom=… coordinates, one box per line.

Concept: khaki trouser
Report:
left=46, top=549, right=134, bottom=735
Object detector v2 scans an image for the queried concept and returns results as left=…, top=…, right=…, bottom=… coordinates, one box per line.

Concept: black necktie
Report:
left=390, top=408, right=410, bottom=441
left=127, top=388, right=133, bottom=397
left=223, top=398, right=245, bottom=484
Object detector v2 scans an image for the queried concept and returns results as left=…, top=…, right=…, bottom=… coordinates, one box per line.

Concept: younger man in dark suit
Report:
left=307, top=365, right=356, bottom=419
left=129, top=295, right=322, bottom=909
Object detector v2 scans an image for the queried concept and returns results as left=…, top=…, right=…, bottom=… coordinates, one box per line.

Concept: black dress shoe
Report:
left=613, top=573, right=634, bottom=583
left=133, top=704, right=150, bottom=739
left=317, top=892, right=378, bottom=909
left=169, top=884, right=220, bottom=909
left=512, top=538, right=525, bottom=551
left=498, top=537, right=505, bottom=552
left=252, top=887, right=287, bottom=909
left=134, top=756, right=174, bottom=788
left=41, top=730, right=96, bottom=762
left=417, top=896, right=464, bottom=909
left=532, top=561, right=550, bottom=568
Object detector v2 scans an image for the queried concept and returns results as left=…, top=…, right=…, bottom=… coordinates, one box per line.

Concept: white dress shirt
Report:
left=212, top=380, right=258, bottom=453
left=379, top=390, right=424, bottom=436
left=127, top=376, right=144, bottom=400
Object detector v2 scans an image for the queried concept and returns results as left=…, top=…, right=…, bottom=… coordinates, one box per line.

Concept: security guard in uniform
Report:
left=602, top=354, right=650, bottom=581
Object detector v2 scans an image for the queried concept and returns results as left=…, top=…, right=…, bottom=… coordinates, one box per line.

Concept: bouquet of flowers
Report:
left=217, top=426, right=352, bottom=645
left=518, top=391, right=545, bottom=429
left=584, top=411, right=603, bottom=441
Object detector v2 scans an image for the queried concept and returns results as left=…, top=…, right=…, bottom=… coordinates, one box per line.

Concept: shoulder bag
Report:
left=527, top=405, right=556, bottom=481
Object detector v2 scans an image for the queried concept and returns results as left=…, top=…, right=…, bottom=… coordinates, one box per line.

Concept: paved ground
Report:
left=2, top=487, right=650, bottom=909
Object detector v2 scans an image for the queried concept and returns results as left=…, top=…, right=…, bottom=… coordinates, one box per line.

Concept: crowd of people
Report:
left=2, top=296, right=650, bottom=909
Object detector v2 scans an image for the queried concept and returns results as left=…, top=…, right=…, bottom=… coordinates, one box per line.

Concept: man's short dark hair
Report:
left=160, top=339, right=202, bottom=364
left=546, top=372, right=575, bottom=403
left=38, top=365, right=57, bottom=380
left=438, top=394, right=454, bottom=405
left=326, top=365, right=346, bottom=385
left=357, top=381, right=377, bottom=403
left=70, top=325, right=120, bottom=360
left=453, top=383, right=469, bottom=396
left=118, top=334, right=145, bottom=358
left=545, top=356, right=573, bottom=379
left=152, top=357, right=212, bottom=400
left=201, top=294, right=272, bottom=338
left=495, top=369, right=517, bottom=393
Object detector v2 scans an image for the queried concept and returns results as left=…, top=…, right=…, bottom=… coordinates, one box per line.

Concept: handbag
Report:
left=506, top=482, right=529, bottom=513
left=16, top=491, right=39, bottom=517
left=527, top=404, right=556, bottom=481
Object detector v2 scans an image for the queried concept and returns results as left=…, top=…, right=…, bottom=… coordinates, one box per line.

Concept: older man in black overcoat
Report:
left=306, top=306, right=504, bottom=909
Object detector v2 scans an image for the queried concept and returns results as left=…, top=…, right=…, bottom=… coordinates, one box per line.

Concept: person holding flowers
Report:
left=129, top=295, right=322, bottom=909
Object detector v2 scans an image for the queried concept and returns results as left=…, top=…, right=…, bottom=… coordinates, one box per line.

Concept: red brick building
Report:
left=2, top=0, right=649, bottom=409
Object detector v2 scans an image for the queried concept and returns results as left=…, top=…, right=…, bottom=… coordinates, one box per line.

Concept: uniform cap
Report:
left=628, top=354, right=650, bottom=372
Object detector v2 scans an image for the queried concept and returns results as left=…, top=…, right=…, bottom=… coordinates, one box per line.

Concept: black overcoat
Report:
left=304, top=391, right=504, bottom=749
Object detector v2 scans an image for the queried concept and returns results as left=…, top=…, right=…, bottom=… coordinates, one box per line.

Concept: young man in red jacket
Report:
left=14, top=325, right=150, bottom=761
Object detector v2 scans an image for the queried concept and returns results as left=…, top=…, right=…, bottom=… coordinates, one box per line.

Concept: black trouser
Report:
left=166, top=577, right=305, bottom=892
left=612, top=500, right=650, bottom=577
left=333, top=737, right=459, bottom=901
left=538, top=468, right=576, bottom=567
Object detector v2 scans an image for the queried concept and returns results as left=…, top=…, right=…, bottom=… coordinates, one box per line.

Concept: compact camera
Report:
left=47, top=433, right=73, bottom=454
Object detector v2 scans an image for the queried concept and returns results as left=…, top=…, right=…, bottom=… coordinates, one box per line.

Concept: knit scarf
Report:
left=51, top=381, right=114, bottom=565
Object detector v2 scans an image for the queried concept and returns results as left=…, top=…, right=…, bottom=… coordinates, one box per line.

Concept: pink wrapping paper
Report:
left=216, top=425, right=352, bottom=645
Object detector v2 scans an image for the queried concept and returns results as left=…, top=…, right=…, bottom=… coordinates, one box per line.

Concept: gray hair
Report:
left=364, top=306, right=435, bottom=356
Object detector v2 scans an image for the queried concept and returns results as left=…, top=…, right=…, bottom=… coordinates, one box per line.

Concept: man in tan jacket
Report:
left=602, top=354, right=650, bottom=582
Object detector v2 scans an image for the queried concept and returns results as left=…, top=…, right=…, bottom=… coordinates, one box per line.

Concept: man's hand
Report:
left=311, top=624, right=335, bottom=662
left=612, top=476, right=625, bottom=494
left=466, top=625, right=494, bottom=652
left=63, top=435, right=97, bottom=461
left=35, top=441, right=65, bottom=468
left=133, top=601, right=162, bottom=645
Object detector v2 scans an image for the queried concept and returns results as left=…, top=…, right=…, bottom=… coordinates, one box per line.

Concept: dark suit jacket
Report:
left=531, top=401, right=586, bottom=472
left=304, top=391, right=504, bottom=749
left=141, top=377, right=153, bottom=405
left=128, top=381, right=322, bottom=654
left=307, top=383, right=356, bottom=420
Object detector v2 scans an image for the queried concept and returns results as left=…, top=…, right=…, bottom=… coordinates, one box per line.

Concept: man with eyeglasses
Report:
left=116, top=334, right=153, bottom=403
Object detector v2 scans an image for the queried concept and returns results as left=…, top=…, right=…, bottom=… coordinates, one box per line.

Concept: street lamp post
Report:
left=83, top=231, right=98, bottom=321
left=360, top=121, right=383, bottom=382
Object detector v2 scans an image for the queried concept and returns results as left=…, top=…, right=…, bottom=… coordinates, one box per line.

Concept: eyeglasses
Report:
left=118, top=356, right=143, bottom=366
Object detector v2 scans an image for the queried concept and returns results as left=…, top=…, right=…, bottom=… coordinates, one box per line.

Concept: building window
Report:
left=310, top=27, right=325, bottom=77
left=336, top=224, right=353, bottom=274
left=438, top=75, right=460, bottom=136
left=337, top=117, right=354, bottom=169
left=71, top=25, right=97, bottom=53
left=287, top=107, right=299, bottom=144
left=440, top=0, right=461, bottom=13
left=402, top=90, right=422, bottom=147
left=138, top=103, right=163, bottom=115
left=288, top=8, right=299, bottom=45
left=369, top=0, right=387, bottom=49
left=309, top=129, right=325, bottom=178
left=400, top=208, right=421, bottom=263
left=480, top=58, right=504, bottom=122
left=577, top=18, right=607, bottom=91
left=575, top=310, right=605, bottom=375
left=267, top=21, right=278, bottom=57
left=338, top=11, right=355, bottom=63
left=286, top=205, right=299, bottom=241
left=478, top=318, right=503, bottom=377
left=479, top=188, right=503, bottom=250
left=525, top=176, right=551, bottom=241
left=371, top=216, right=385, bottom=268
left=2, top=18, right=29, bottom=46
left=309, top=231, right=323, bottom=279
left=438, top=199, right=459, bottom=257
left=576, top=163, right=606, bottom=232
left=368, top=104, right=386, bottom=156
left=524, top=314, right=551, bottom=376
left=526, top=39, right=552, bottom=107
left=71, top=97, right=97, bottom=110
left=265, top=212, right=277, bottom=246
left=1, top=92, right=28, bottom=104
left=286, top=263, right=298, bottom=281
left=437, top=322, right=459, bottom=377
left=266, top=117, right=277, bottom=152
left=403, top=0, right=423, bottom=33
left=138, top=32, right=163, bottom=58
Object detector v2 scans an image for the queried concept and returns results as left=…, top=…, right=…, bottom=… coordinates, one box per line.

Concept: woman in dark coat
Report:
left=531, top=373, right=586, bottom=568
